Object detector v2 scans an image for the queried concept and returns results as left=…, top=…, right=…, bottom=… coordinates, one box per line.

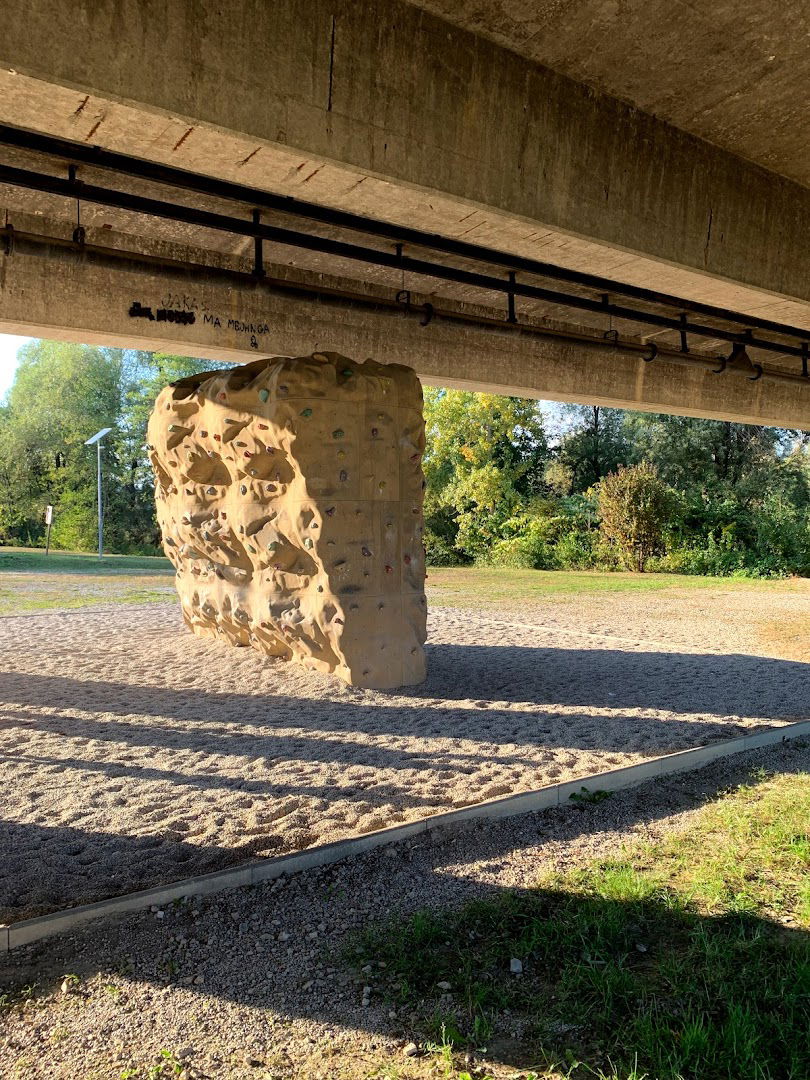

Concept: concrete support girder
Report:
left=2, top=238, right=808, bottom=431
left=2, top=0, right=810, bottom=334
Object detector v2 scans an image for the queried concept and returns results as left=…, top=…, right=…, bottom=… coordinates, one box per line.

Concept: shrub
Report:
left=598, top=463, right=677, bottom=572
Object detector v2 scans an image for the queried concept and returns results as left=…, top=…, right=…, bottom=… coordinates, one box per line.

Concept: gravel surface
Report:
left=1, top=736, right=808, bottom=1079
left=2, top=589, right=807, bottom=921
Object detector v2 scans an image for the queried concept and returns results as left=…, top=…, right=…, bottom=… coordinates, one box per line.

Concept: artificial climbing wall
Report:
left=147, top=353, right=427, bottom=689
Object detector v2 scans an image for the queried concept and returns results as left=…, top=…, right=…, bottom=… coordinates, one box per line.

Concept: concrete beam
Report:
left=2, top=240, right=808, bottom=430
left=3, top=0, right=810, bottom=329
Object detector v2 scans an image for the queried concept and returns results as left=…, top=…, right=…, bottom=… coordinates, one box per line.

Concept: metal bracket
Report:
left=679, top=313, right=689, bottom=354
left=507, top=271, right=517, bottom=324
left=68, top=164, right=85, bottom=245
left=251, top=209, right=264, bottom=277
left=642, top=343, right=658, bottom=362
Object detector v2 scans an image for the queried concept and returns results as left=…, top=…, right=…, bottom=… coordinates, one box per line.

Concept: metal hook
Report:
left=603, top=328, right=619, bottom=345
left=642, top=342, right=658, bottom=363
left=748, top=362, right=764, bottom=381
left=419, top=302, right=434, bottom=327
left=396, top=289, right=411, bottom=307
left=712, top=354, right=727, bottom=374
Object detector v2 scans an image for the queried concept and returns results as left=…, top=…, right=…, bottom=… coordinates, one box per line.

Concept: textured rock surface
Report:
left=147, top=353, right=426, bottom=688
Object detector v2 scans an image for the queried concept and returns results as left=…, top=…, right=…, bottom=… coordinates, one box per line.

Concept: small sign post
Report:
left=44, top=504, right=53, bottom=555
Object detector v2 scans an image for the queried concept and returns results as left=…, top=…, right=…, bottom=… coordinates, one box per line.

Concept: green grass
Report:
left=0, top=547, right=173, bottom=575
left=0, top=547, right=175, bottom=615
left=425, top=567, right=806, bottom=609
left=348, top=764, right=810, bottom=1080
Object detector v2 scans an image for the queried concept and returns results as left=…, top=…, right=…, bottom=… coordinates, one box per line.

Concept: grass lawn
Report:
left=0, top=547, right=175, bottom=615
left=349, top=764, right=810, bottom=1079
left=427, top=566, right=806, bottom=608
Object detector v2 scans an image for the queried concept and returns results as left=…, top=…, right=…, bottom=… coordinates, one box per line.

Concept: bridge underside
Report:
left=1, top=0, right=809, bottom=428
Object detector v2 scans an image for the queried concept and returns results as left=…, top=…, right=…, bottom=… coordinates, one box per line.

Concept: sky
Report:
left=0, top=333, right=30, bottom=400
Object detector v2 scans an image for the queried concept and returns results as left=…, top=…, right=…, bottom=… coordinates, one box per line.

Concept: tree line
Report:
left=1, top=341, right=808, bottom=576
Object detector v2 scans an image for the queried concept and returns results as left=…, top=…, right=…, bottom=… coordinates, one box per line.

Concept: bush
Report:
left=598, top=463, right=677, bottom=572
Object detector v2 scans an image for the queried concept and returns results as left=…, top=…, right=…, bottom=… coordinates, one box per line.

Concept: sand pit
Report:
left=1, top=596, right=806, bottom=921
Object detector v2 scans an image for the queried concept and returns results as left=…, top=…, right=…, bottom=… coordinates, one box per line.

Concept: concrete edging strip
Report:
left=4, top=719, right=809, bottom=953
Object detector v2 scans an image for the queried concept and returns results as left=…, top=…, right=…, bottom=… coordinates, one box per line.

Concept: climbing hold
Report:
left=258, top=388, right=270, bottom=403
left=341, top=367, right=353, bottom=377
left=332, top=429, right=344, bottom=439
left=325, top=506, right=335, bottom=516
left=300, top=408, right=313, bottom=417
left=218, top=392, right=227, bottom=401
left=240, top=484, right=247, bottom=495
left=339, top=470, right=348, bottom=482
left=213, top=434, right=222, bottom=442
left=244, top=451, right=253, bottom=458
left=303, top=537, right=314, bottom=549
left=361, top=546, right=372, bottom=557
left=206, top=486, right=217, bottom=495
left=371, top=427, right=378, bottom=437
left=278, top=384, right=289, bottom=395
left=385, top=564, right=393, bottom=574
left=200, top=430, right=208, bottom=438
left=404, top=554, right=411, bottom=565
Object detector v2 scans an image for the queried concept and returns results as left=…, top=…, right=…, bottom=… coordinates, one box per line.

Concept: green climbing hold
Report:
left=332, top=429, right=345, bottom=439
left=341, top=367, right=353, bottom=377
left=300, top=408, right=313, bottom=418
left=258, top=388, right=270, bottom=403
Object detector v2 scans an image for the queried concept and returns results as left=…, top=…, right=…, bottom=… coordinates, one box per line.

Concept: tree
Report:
left=422, top=389, right=548, bottom=560
left=597, top=463, right=677, bottom=572
left=556, top=405, right=632, bottom=491
left=0, top=341, right=225, bottom=551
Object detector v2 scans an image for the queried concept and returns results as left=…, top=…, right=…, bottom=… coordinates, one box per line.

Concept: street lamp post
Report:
left=84, top=427, right=112, bottom=560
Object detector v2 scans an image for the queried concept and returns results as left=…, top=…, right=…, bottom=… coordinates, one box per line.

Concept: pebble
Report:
left=510, top=957, right=523, bottom=974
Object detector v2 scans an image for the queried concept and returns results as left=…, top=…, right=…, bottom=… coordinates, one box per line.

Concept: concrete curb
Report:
left=3, top=719, right=808, bottom=953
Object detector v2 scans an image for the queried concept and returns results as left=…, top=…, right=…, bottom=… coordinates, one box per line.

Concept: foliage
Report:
left=0, top=341, right=808, bottom=577
left=0, top=342, right=225, bottom=552
left=597, top=463, right=677, bottom=572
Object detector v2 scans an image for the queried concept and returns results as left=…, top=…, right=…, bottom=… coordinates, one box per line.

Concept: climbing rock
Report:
left=148, top=352, right=427, bottom=688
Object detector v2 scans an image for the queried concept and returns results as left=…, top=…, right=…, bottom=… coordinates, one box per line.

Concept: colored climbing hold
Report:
left=339, top=470, right=348, bottom=482
left=361, top=546, right=372, bottom=557
left=213, top=434, right=222, bottom=441
left=300, top=407, right=313, bottom=417
left=332, top=429, right=344, bottom=439
left=240, top=484, right=247, bottom=495
left=200, top=430, right=208, bottom=438
left=378, top=481, right=386, bottom=490
left=303, top=537, right=314, bottom=549
left=337, top=450, right=346, bottom=460
left=258, top=388, right=270, bottom=403
left=279, top=384, right=289, bottom=395
left=218, top=392, right=227, bottom=401
left=325, top=506, right=335, bottom=516
left=341, top=367, right=353, bottom=377
left=206, top=486, right=217, bottom=495
left=244, top=451, right=253, bottom=458
left=385, top=564, right=393, bottom=574
left=371, top=427, right=378, bottom=437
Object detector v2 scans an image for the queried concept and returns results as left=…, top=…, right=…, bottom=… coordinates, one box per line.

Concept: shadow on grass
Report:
left=346, top=881, right=809, bottom=1079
